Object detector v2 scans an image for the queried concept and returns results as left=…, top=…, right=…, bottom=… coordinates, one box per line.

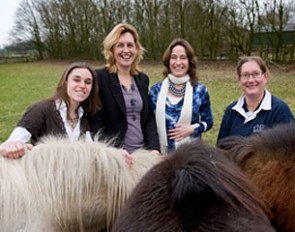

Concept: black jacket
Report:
left=88, top=68, right=160, bottom=151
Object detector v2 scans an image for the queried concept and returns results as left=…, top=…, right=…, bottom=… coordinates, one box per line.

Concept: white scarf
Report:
left=156, top=74, right=194, bottom=154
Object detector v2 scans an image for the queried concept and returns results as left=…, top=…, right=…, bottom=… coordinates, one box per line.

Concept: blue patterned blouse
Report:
left=149, top=81, right=213, bottom=152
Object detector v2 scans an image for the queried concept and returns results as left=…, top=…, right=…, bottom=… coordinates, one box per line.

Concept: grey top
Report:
left=121, top=80, right=145, bottom=153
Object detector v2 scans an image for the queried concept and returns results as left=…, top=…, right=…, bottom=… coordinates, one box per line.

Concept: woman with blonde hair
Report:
left=88, top=23, right=160, bottom=154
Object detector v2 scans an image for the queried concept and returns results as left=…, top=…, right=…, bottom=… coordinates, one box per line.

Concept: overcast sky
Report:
left=0, top=0, right=22, bottom=47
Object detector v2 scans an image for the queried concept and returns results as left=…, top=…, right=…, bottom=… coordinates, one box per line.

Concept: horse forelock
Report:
left=170, top=142, right=267, bottom=217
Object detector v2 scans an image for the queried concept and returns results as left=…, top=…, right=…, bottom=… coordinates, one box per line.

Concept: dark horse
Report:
left=113, top=142, right=275, bottom=232
left=218, top=123, right=295, bottom=232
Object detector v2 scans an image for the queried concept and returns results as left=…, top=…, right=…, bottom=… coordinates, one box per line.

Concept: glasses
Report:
left=240, top=72, right=264, bottom=81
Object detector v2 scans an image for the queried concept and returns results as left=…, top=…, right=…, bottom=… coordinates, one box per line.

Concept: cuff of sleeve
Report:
left=5, top=127, right=32, bottom=144
left=192, top=123, right=200, bottom=129
left=193, top=123, right=205, bottom=137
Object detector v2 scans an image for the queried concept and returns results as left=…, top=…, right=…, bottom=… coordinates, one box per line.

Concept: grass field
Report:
left=0, top=61, right=294, bottom=145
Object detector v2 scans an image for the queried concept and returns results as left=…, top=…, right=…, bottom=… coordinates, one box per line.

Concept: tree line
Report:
left=10, top=0, right=295, bottom=62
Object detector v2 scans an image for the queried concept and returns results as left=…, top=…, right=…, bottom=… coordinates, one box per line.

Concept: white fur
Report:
left=0, top=137, right=162, bottom=231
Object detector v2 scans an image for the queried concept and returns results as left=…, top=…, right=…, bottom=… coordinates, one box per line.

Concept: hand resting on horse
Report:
left=120, top=149, right=161, bottom=168
left=0, top=141, right=33, bottom=159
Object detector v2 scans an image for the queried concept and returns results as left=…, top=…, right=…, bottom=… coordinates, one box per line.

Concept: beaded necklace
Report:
left=168, top=79, right=186, bottom=97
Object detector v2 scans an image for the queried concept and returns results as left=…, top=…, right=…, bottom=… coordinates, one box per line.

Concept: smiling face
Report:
left=66, top=68, right=93, bottom=107
left=113, top=32, right=138, bottom=71
left=239, top=60, right=269, bottom=99
left=169, top=45, right=189, bottom=77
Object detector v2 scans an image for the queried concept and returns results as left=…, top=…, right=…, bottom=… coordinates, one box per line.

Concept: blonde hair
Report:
left=103, top=23, right=145, bottom=75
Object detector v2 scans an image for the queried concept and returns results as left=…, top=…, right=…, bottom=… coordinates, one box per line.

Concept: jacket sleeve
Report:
left=192, top=86, right=213, bottom=138
left=88, top=109, right=105, bottom=137
left=17, top=101, right=49, bottom=137
left=142, top=76, right=160, bottom=151
left=216, top=105, right=232, bottom=144
left=144, top=101, right=160, bottom=151
left=199, top=88, right=213, bottom=131
left=272, top=98, right=295, bottom=124
left=87, top=69, right=106, bottom=138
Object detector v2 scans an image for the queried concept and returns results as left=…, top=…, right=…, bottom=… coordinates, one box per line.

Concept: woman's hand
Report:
left=168, top=123, right=194, bottom=142
left=0, top=141, right=33, bottom=159
left=120, top=149, right=133, bottom=167
left=150, top=150, right=161, bottom=155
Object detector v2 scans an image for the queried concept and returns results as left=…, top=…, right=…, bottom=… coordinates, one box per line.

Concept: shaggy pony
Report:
left=113, top=142, right=275, bottom=232
left=0, top=136, right=163, bottom=232
left=218, top=123, right=295, bottom=232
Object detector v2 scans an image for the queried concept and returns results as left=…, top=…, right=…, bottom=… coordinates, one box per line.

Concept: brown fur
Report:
left=0, top=136, right=163, bottom=231
left=113, top=142, right=275, bottom=232
left=218, top=123, right=295, bottom=231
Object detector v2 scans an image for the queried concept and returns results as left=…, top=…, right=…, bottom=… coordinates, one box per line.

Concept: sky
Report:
left=0, top=0, right=22, bottom=48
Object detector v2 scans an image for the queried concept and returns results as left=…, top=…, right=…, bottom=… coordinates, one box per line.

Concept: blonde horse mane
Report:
left=0, top=136, right=162, bottom=231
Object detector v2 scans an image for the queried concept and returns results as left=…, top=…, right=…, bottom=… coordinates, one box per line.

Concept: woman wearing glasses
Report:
left=217, top=56, right=294, bottom=143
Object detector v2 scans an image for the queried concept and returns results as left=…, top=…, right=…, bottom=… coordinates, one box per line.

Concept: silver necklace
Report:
left=168, top=79, right=186, bottom=97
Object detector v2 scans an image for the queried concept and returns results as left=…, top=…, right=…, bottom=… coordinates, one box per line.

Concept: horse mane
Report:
left=217, top=123, right=295, bottom=165
left=113, top=142, right=272, bottom=231
left=218, top=124, right=295, bottom=231
left=0, top=136, right=163, bottom=231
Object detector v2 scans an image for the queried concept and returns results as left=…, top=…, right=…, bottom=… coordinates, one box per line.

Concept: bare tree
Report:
left=11, top=0, right=44, bottom=59
left=199, top=0, right=226, bottom=58
left=221, top=0, right=260, bottom=56
left=260, top=0, right=293, bottom=61
left=8, top=0, right=295, bottom=61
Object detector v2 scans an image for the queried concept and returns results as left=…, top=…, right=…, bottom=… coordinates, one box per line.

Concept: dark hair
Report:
left=53, top=62, right=100, bottom=116
left=162, top=38, right=198, bottom=85
left=236, top=56, right=269, bottom=78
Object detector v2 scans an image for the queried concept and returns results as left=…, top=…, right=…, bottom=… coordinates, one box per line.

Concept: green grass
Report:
left=1, top=61, right=294, bottom=145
